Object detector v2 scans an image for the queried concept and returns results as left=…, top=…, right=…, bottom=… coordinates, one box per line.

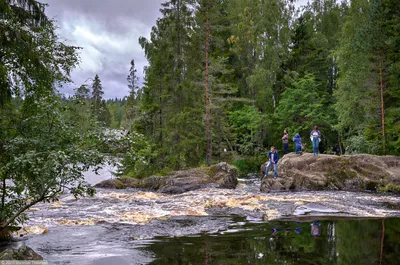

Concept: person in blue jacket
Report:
left=310, top=126, right=321, bottom=156
left=293, top=133, right=302, bottom=154
left=265, top=146, right=279, bottom=179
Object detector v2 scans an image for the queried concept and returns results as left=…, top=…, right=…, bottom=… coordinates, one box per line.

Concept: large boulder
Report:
left=261, top=153, right=400, bottom=192
left=0, top=244, right=43, bottom=260
left=95, top=162, right=238, bottom=194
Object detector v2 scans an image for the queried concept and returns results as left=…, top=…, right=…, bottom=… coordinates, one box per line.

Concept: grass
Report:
left=377, top=183, right=400, bottom=194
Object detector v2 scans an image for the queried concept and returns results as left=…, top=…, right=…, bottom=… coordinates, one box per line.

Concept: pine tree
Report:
left=126, top=59, right=139, bottom=125
left=90, top=74, right=110, bottom=127
left=75, top=84, right=90, bottom=100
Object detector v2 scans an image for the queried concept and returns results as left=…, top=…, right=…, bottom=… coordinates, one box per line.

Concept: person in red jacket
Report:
left=282, top=129, right=289, bottom=155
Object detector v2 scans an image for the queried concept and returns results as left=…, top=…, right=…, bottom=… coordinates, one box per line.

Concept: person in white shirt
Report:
left=310, top=126, right=321, bottom=156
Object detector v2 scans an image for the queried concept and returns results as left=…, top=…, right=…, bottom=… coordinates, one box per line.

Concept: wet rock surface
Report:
left=0, top=244, right=43, bottom=260
left=95, top=162, right=238, bottom=193
left=261, top=153, right=400, bottom=192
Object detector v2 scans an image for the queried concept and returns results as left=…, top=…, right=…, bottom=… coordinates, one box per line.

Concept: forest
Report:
left=1, top=0, right=400, bottom=182
left=117, top=0, right=400, bottom=176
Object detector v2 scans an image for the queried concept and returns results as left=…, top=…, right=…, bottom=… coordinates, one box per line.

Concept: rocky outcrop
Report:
left=95, top=162, right=238, bottom=194
left=261, top=153, right=400, bottom=192
left=94, top=178, right=140, bottom=189
left=0, top=244, right=43, bottom=260
left=13, top=225, right=48, bottom=237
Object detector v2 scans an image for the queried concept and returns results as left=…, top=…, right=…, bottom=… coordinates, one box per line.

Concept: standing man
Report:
left=282, top=129, right=289, bottom=155
left=310, top=126, right=321, bottom=156
left=265, top=146, right=279, bottom=180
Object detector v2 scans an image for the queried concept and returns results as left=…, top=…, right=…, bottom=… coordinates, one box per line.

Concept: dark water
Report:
left=138, top=218, right=400, bottom=265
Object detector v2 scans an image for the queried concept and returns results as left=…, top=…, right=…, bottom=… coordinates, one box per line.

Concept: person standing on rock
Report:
left=310, top=126, right=321, bottom=156
left=265, top=146, right=279, bottom=180
left=282, top=130, right=289, bottom=155
left=293, top=133, right=302, bottom=154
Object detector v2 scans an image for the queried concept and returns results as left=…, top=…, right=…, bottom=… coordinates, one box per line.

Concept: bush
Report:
left=233, top=156, right=266, bottom=178
left=377, top=184, right=400, bottom=194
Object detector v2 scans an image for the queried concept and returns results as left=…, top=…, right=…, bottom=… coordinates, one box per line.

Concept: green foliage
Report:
left=0, top=95, right=112, bottom=231
left=116, top=132, right=157, bottom=179
left=276, top=74, right=336, bottom=152
left=233, top=156, right=266, bottom=178
left=229, top=105, right=263, bottom=155
left=0, top=0, right=79, bottom=106
left=377, top=183, right=400, bottom=194
left=0, top=0, right=134, bottom=235
left=334, top=0, right=400, bottom=155
left=107, top=98, right=128, bottom=129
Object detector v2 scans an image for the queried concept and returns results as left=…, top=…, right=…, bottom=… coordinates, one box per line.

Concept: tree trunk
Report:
left=159, top=73, right=163, bottom=148
left=1, top=178, right=5, bottom=211
left=379, top=50, right=385, bottom=154
left=205, top=0, right=211, bottom=166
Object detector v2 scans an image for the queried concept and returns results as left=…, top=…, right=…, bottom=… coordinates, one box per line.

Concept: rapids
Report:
left=3, top=166, right=400, bottom=264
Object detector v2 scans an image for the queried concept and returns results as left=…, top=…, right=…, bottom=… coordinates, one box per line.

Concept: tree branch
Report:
left=0, top=188, right=59, bottom=230
left=1, top=178, right=5, bottom=210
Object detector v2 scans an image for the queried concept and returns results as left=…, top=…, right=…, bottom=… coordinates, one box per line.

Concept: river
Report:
left=4, top=167, right=400, bottom=264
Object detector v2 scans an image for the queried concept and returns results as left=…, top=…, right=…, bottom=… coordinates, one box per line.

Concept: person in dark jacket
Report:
left=282, top=129, right=289, bottom=155
left=265, top=146, right=279, bottom=179
left=293, top=133, right=302, bottom=154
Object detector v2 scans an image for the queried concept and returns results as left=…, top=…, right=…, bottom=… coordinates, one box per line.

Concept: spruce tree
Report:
left=90, top=74, right=110, bottom=127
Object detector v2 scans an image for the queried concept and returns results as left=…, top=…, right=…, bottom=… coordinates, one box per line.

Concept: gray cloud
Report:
left=41, top=0, right=310, bottom=99
left=40, top=0, right=164, bottom=99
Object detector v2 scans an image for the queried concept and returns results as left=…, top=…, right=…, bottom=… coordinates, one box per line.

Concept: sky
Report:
left=41, top=0, right=310, bottom=99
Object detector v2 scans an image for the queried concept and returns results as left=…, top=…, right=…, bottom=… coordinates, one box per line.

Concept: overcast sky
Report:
left=41, top=0, right=309, bottom=99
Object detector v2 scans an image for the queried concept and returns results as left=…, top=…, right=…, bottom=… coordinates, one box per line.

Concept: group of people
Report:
left=264, top=126, right=321, bottom=179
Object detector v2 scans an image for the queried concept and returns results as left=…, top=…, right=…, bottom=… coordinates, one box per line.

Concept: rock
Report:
left=247, top=173, right=259, bottom=179
left=261, top=153, right=400, bottom=192
left=13, top=225, right=48, bottom=237
left=95, top=162, right=238, bottom=194
left=94, top=178, right=139, bottom=189
left=260, top=178, right=286, bottom=192
left=0, top=244, right=43, bottom=260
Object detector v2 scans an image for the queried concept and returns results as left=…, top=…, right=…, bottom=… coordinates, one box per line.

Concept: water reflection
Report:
left=140, top=218, right=400, bottom=265
left=271, top=220, right=323, bottom=238
left=311, top=220, right=321, bottom=237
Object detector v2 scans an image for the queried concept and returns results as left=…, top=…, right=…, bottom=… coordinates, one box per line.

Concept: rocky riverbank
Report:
left=95, top=162, right=238, bottom=193
left=0, top=244, right=43, bottom=260
left=261, top=153, right=400, bottom=192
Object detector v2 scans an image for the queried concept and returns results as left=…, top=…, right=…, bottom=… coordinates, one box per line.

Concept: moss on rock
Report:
left=95, top=162, right=238, bottom=194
